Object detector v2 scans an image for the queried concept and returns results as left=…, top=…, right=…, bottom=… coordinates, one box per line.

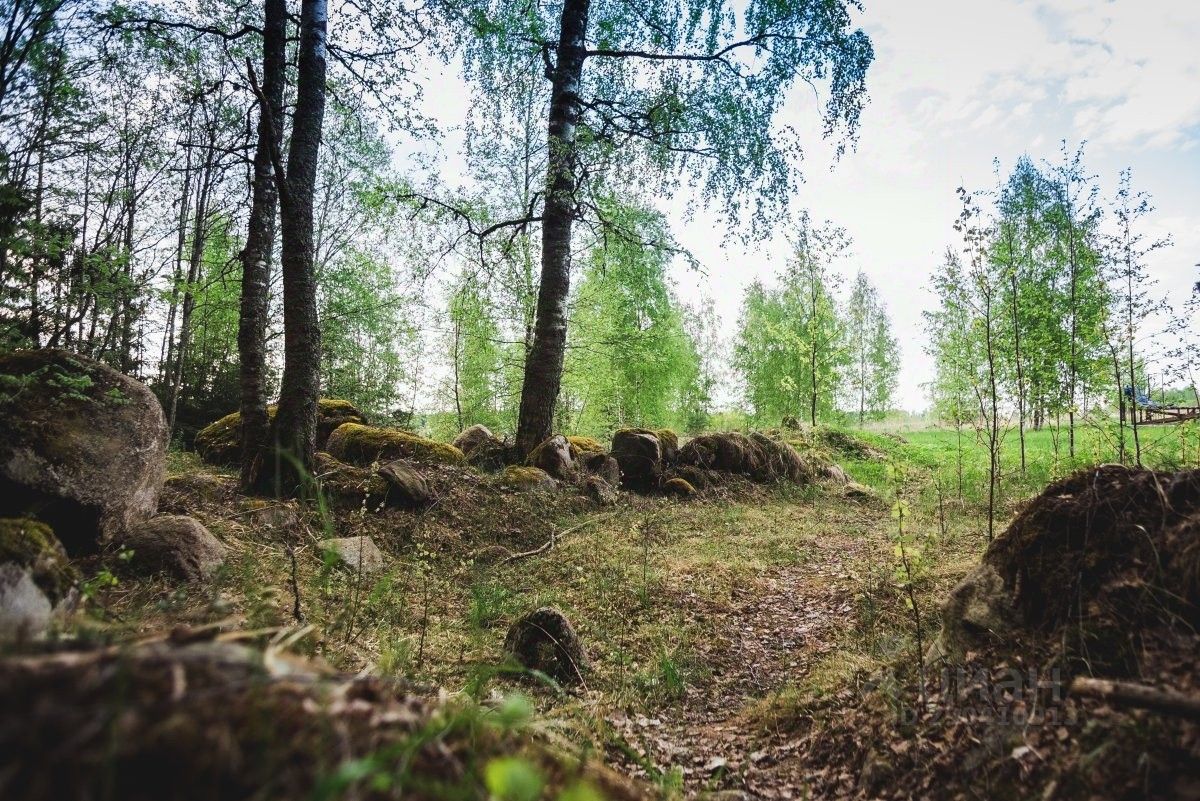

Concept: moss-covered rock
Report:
left=0, top=349, right=167, bottom=554
left=325, top=423, right=463, bottom=466
left=194, top=399, right=367, bottom=467
left=498, top=466, right=556, bottom=491
left=678, top=431, right=811, bottom=485
left=314, top=453, right=392, bottom=510
left=0, top=518, right=77, bottom=605
left=662, top=477, right=696, bottom=498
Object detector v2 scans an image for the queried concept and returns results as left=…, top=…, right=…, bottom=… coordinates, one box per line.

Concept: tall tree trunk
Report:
left=515, top=0, right=590, bottom=455
left=238, top=0, right=286, bottom=492
left=984, top=289, right=999, bottom=542
left=1125, top=268, right=1141, bottom=466
left=271, top=0, right=327, bottom=494
left=1109, top=340, right=1126, bottom=464
left=1008, top=266, right=1026, bottom=474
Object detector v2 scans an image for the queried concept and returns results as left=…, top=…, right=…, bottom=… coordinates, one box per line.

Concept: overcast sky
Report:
left=409, top=0, right=1200, bottom=411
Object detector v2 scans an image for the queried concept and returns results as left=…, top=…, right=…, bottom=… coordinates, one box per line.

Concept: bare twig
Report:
left=1071, top=677, right=1200, bottom=720
left=497, top=512, right=620, bottom=565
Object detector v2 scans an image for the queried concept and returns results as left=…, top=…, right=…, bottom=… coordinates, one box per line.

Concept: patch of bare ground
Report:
left=604, top=527, right=874, bottom=798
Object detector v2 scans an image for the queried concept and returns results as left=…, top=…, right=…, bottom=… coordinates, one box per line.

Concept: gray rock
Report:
left=0, top=563, right=53, bottom=640
left=527, top=434, right=575, bottom=480
left=117, top=515, right=226, bottom=582
left=0, top=518, right=78, bottom=640
left=321, top=536, right=385, bottom=575
left=0, top=349, right=168, bottom=554
left=377, top=460, right=432, bottom=508
left=611, top=429, right=662, bottom=492
left=452, top=424, right=499, bottom=458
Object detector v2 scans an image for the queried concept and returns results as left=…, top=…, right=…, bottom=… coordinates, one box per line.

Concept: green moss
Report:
left=0, top=518, right=77, bottom=603
left=656, top=429, right=680, bottom=450
left=498, top=466, right=554, bottom=489
left=566, top=436, right=604, bottom=454
left=194, top=399, right=368, bottom=466
left=326, top=423, right=464, bottom=466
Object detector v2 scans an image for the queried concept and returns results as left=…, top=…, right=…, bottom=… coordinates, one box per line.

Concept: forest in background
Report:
left=1, top=0, right=1196, bottom=470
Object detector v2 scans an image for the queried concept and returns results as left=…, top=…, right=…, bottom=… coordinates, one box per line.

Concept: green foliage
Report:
left=460, top=0, right=874, bottom=230
left=735, top=218, right=850, bottom=425
left=445, top=277, right=506, bottom=432
left=560, top=199, right=706, bottom=436
left=845, top=271, right=899, bottom=423
left=484, top=757, right=543, bottom=801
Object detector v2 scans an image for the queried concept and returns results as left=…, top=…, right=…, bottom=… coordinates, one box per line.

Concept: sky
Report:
left=408, top=0, right=1200, bottom=412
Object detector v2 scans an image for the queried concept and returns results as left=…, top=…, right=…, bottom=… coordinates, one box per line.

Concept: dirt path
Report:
left=607, top=532, right=871, bottom=798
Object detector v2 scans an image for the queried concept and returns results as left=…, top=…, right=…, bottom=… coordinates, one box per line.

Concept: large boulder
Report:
left=451, top=424, right=499, bottom=458
left=0, top=518, right=78, bottom=640
left=526, top=434, right=575, bottom=480
left=0, top=349, right=167, bottom=553
left=325, top=423, right=463, bottom=466
left=611, top=429, right=663, bottom=492
left=194, top=399, right=366, bottom=467
left=656, top=429, right=680, bottom=466
left=115, top=515, right=226, bottom=582
left=504, top=606, right=589, bottom=685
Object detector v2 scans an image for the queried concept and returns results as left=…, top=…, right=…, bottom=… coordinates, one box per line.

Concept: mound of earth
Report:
left=678, top=432, right=811, bottom=484
left=0, top=640, right=646, bottom=801
left=799, top=465, right=1200, bottom=801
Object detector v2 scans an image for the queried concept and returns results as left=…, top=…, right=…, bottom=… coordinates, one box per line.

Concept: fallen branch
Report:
left=497, top=512, right=621, bottom=566
left=1070, top=677, right=1200, bottom=720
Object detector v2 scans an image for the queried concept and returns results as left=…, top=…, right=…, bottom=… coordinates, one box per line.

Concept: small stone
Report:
left=504, top=606, right=588, bottom=685
left=321, top=536, right=385, bottom=575
left=377, top=460, right=432, bottom=508
left=824, top=464, right=850, bottom=485
left=117, top=515, right=226, bottom=582
left=583, top=475, right=617, bottom=506
left=580, top=452, right=620, bottom=487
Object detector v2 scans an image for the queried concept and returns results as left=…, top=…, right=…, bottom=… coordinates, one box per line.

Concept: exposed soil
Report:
left=607, top=530, right=871, bottom=797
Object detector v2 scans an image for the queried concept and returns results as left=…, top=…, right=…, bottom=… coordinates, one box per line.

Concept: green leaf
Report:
left=484, top=757, right=544, bottom=801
